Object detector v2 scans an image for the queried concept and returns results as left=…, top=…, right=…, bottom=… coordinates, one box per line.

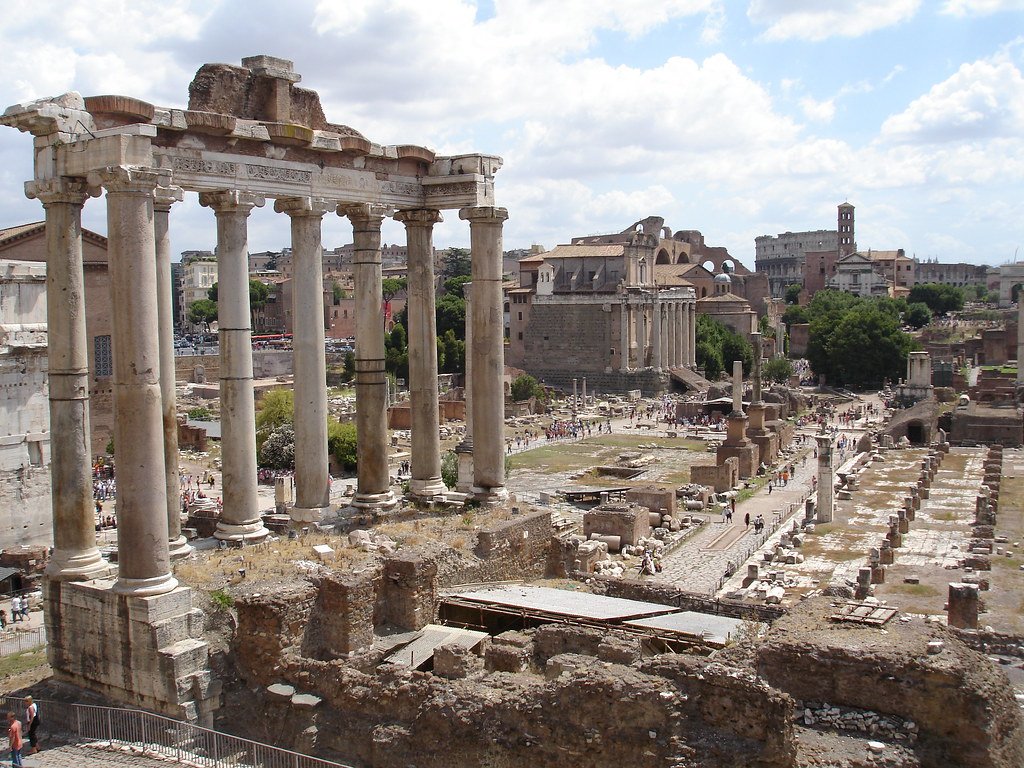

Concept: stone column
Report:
left=460, top=206, right=509, bottom=504
left=26, top=179, right=109, bottom=581
left=751, top=331, right=763, bottom=403
left=154, top=187, right=193, bottom=558
left=619, top=300, right=630, bottom=372
left=674, top=303, right=683, bottom=369
left=651, top=298, right=662, bottom=372
left=947, top=583, right=979, bottom=629
left=816, top=434, right=834, bottom=524
left=572, top=378, right=578, bottom=411
left=395, top=209, right=446, bottom=500
left=455, top=282, right=474, bottom=493
left=201, top=191, right=270, bottom=541
left=666, top=303, right=676, bottom=369
left=343, top=204, right=396, bottom=511
left=1018, top=298, right=1024, bottom=387
left=688, top=303, right=697, bottom=367
left=277, top=197, right=332, bottom=521
left=731, top=360, right=744, bottom=415
left=93, top=166, right=176, bottom=596
left=634, top=303, right=645, bottom=367
left=581, top=377, right=587, bottom=408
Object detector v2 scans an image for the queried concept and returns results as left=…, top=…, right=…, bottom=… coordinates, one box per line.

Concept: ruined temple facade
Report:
left=2, top=55, right=507, bottom=720
left=508, top=217, right=778, bottom=395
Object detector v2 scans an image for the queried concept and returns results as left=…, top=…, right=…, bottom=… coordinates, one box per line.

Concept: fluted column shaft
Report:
left=94, top=166, right=176, bottom=596
left=202, top=192, right=270, bottom=540
left=688, top=303, right=697, bottom=367
left=277, top=198, right=331, bottom=520
left=343, top=205, right=396, bottom=511
left=666, top=303, right=676, bottom=368
left=651, top=298, right=662, bottom=372
left=460, top=206, right=509, bottom=503
left=676, top=303, right=685, bottom=368
left=396, top=209, right=445, bottom=499
left=154, top=188, right=193, bottom=559
left=27, top=180, right=108, bottom=581
left=463, top=284, right=474, bottom=440
left=635, top=303, right=645, bottom=367
left=619, top=301, right=630, bottom=372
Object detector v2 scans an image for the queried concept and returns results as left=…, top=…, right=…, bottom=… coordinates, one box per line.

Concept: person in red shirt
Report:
left=7, top=710, right=22, bottom=767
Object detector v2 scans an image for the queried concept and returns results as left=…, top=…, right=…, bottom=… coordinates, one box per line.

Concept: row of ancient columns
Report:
left=619, top=298, right=695, bottom=372
left=32, top=167, right=510, bottom=597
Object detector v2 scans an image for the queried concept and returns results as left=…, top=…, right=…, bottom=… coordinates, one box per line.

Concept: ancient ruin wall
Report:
left=757, top=599, right=1024, bottom=768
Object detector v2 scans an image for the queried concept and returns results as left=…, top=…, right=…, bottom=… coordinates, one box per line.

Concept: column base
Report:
left=214, top=520, right=270, bottom=543
left=45, top=547, right=111, bottom=582
left=409, top=477, right=448, bottom=500
left=113, top=572, right=179, bottom=597
left=289, top=505, right=331, bottom=524
left=350, top=490, right=398, bottom=512
left=472, top=485, right=509, bottom=506
left=168, top=536, right=194, bottom=560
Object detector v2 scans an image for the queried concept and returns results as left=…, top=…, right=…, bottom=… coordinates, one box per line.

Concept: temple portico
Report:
left=617, top=289, right=695, bottom=374
left=2, top=55, right=506, bottom=719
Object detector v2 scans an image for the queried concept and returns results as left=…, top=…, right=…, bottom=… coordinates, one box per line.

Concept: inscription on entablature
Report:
left=245, top=164, right=312, bottom=184
left=171, top=157, right=237, bottom=176
left=426, top=182, right=479, bottom=196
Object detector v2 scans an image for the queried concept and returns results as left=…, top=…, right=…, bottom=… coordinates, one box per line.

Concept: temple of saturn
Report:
left=1, top=55, right=507, bottom=720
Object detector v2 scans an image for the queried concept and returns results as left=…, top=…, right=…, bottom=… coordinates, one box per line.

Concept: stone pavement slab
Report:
left=18, top=742, right=175, bottom=767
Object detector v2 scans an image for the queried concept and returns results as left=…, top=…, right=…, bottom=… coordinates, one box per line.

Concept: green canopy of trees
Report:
left=907, top=283, right=964, bottom=316
left=327, top=422, right=358, bottom=471
left=904, top=302, right=933, bottom=329
left=381, top=277, right=407, bottom=302
left=802, top=290, right=915, bottom=389
left=187, top=298, right=218, bottom=331
left=695, top=315, right=752, bottom=380
left=510, top=373, right=545, bottom=402
left=784, top=284, right=803, bottom=304
left=763, top=357, right=794, bottom=384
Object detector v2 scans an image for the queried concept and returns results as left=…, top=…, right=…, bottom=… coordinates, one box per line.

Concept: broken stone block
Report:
left=266, top=683, right=295, bottom=702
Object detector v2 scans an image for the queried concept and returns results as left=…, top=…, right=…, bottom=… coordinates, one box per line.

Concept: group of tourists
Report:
left=7, top=696, right=40, bottom=765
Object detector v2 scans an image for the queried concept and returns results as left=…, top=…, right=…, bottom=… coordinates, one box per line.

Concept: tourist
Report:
left=23, top=697, right=38, bottom=755
left=744, top=512, right=750, bottom=529
left=7, top=711, right=22, bottom=767
left=10, top=597, right=20, bottom=624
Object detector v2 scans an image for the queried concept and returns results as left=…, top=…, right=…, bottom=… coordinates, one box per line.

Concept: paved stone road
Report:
left=18, top=742, right=174, bottom=767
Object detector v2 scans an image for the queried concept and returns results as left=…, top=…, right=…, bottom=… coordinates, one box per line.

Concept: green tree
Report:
left=381, top=277, right=407, bottom=302
left=327, top=421, right=358, bottom=472
left=695, top=315, right=752, bottom=379
left=441, top=451, right=459, bottom=489
left=187, top=406, right=213, bottom=420
left=258, top=424, right=295, bottom=469
left=207, top=282, right=218, bottom=302
left=904, top=302, right=933, bottom=329
left=908, top=283, right=964, bottom=315
left=441, top=247, right=471, bottom=280
left=439, top=329, right=465, bottom=374
left=762, top=357, right=794, bottom=384
left=188, top=298, right=218, bottom=331
left=510, top=373, right=543, bottom=402
left=443, top=274, right=473, bottom=297
left=783, top=304, right=809, bottom=327
left=784, top=284, right=803, bottom=304
left=342, top=350, right=356, bottom=381
left=255, top=388, right=294, bottom=449
left=436, top=293, right=467, bottom=340
left=249, top=279, right=270, bottom=329
left=384, top=322, right=409, bottom=381
left=828, top=305, right=915, bottom=389
left=332, top=281, right=347, bottom=304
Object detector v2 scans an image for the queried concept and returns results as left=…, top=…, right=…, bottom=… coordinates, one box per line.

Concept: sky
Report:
left=1, top=0, right=1023, bottom=267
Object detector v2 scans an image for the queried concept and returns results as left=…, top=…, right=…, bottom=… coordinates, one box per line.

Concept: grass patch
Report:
left=889, top=583, right=941, bottom=597
left=0, top=649, right=47, bottom=679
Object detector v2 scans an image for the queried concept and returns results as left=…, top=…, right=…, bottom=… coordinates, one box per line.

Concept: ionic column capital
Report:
left=88, top=165, right=169, bottom=195
left=394, top=208, right=442, bottom=228
left=199, top=190, right=265, bottom=214
left=274, top=196, right=332, bottom=218
left=153, top=185, right=185, bottom=213
left=341, top=202, right=390, bottom=227
left=25, top=178, right=97, bottom=207
left=459, top=205, right=509, bottom=225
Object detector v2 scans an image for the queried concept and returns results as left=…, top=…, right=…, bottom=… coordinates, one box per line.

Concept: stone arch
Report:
left=1012, top=283, right=1024, bottom=304
left=906, top=420, right=926, bottom=445
left=655, top=248, right=672, bottom=265
left=675, top=252, right=689, bottom=265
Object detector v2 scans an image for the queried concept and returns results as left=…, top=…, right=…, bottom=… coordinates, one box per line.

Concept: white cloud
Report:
left=881, top=58, right=1024, bottom=143
left=941, top=0, right=1024, bottom=16
left=800, top=96, right=836, bottom=123
left=748, top=0, right=921, bottom=42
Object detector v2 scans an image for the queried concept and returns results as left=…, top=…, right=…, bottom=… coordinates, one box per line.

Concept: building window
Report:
left=28, top=440, right=42, bottom=467
left=94, top=335, right=113, bottom=377
left=517, top=312, right=522, bottom=321
left=517, top=332, right=523, bottom=340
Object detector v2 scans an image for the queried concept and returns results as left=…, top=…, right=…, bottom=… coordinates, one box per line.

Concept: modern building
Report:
left=915, top=259, right=989, bottom=291
left=179, top=250, right=218, bottom=328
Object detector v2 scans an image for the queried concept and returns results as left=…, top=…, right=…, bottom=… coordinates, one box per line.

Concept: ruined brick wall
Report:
left=234, top=583, right=318, bottom=686
left=757, top=597, right=1024, bottom=768
left=451, top=510, right=554, bottom=584
left=310, top=572, right=379, bottom=656
left=521, top=302, right=612, bottom=376
left=378, top=555, right=436, bottom=631
left=260, top=635, right=796, bottom=768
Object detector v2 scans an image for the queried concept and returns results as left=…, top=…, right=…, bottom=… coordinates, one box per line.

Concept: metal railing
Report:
left=0, top=696, right=353, bottom=768
left=0, top=626, right=45, bottom=657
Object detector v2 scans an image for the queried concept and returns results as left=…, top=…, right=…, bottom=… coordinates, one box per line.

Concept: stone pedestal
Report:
left=44, top=578, right=219, bottom=725
left=718, top=418, right=758, bottom=479
left=816, top=434, right=835, bottom=524
left=947, top=582, right=980, bottom=629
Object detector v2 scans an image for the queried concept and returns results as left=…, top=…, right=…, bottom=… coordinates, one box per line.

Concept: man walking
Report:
left=7, top=710, right=22, bottom=767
